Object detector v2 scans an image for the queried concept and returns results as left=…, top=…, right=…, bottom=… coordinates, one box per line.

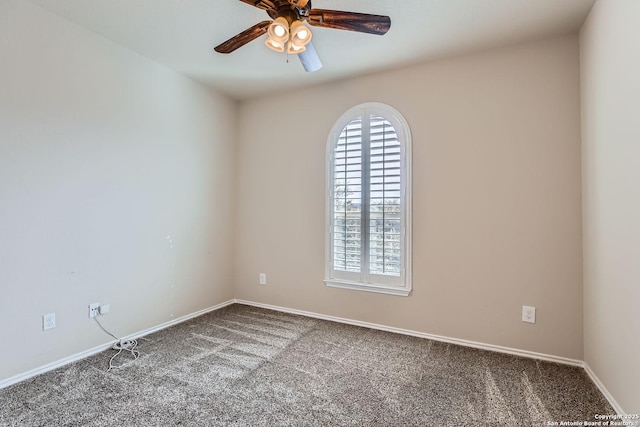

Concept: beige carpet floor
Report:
left=0, top=304, right=614, bottom=426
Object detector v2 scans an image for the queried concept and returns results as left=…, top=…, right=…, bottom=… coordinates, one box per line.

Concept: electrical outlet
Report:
left=89, top=303, right=99, bottom=318
left=522, top=306, right=536, bottom=324
left=259, top=273, right=266, bottom=285
left=43, top=313, right=56, bottom=330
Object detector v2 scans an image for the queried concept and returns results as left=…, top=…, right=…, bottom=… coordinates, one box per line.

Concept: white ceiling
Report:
left=28, top=0, right=595, bottom=100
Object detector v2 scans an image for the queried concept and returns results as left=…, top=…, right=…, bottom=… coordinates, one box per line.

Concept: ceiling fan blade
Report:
left=298, top=42, right=322, bottom=72
left=214, top=21, right=272, bottom=54
left=238, top=0, right=277, bottom=12
left=306, top=9, right=391, bottom=35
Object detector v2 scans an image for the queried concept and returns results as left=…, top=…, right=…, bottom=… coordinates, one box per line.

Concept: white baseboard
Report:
left=1, top=297, right=628, bottom=420
left=235, top=299, right=583, bottom=366
left=237, top=299, right=635, bottom=417
left=0, top=341, right=116, bottom=390
left=118, top=299, right=236, bottom=342
left=0, top=299, right=235, bottom=391
left=583, top=363, right=632, bottom=419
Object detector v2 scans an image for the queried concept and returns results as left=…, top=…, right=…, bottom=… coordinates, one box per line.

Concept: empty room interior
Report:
left=1, top=0, right=638, bottom=425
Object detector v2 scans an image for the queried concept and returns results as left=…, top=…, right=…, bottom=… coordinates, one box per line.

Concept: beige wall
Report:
left=580, top=0, right=640, bottom=413
left=235, top=35, right=584, bottom=359
left=0, top=1, right=236, bottom=381
left=1, top=0, right=636, bottom=410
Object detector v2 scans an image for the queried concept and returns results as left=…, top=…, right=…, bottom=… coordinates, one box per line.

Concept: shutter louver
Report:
left=368, top=116, right=401, bottom=276
left=333, top=117, right=363, bottom=273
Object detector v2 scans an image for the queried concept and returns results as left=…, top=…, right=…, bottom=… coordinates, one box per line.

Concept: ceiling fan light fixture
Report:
left=287, top=41, right=306, bottom=54
left=265, top=38, right=285, bottom=52
left=268, top=17, right=290, bottom=44
left=290, top=20, right=312, bottom=46
left=214, top=1, right=391, bottom=73
left=273, top=24, right=286, bottom=38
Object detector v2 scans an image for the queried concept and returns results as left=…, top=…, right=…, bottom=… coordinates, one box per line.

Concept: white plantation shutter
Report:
left=326, top=103, right=412, bottom=296
left=333, top=117, right=363, bottom=274
left=368, top=115, right=402, bottom=277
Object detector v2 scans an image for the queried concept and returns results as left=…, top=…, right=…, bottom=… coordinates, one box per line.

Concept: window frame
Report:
left=325, top=102, right=412, bottom=297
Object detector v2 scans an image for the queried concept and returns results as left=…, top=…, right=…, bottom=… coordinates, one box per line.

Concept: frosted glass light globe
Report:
left=274, top=25, right=286, bottom=37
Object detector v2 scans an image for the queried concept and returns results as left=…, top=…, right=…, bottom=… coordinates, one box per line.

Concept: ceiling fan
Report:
left=214, top=0, right=391, bottom=72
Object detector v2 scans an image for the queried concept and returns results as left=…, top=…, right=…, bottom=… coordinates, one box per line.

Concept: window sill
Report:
left=324, top=279, right=411, bottom=297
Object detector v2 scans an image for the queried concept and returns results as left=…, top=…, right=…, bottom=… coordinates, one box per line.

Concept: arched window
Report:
left=325, top=103, right=412, bottom=296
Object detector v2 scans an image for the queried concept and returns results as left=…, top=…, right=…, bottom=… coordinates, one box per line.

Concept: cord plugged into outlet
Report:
left=91, top=305, right=140, bottom=371
left=88, top=303, right=99, bottom=318
left=114, top=340, right=136, bottom=351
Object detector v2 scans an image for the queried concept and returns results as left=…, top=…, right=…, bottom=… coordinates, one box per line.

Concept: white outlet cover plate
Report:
left=522, top=305, right=536, bottom=323
left=89, top=303, right=99, bottom=318
left=43, top=313, right=56, bottom=330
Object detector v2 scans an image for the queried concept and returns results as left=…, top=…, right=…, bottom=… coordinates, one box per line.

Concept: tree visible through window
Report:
left=326, top=103, right=412, bottom=296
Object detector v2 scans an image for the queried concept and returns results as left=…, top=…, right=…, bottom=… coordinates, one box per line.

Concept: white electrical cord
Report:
left=93, top=316, right=140, bottom=371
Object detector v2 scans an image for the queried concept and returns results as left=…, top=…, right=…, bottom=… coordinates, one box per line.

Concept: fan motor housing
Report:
left=267, top=0, right=311, bottom=20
